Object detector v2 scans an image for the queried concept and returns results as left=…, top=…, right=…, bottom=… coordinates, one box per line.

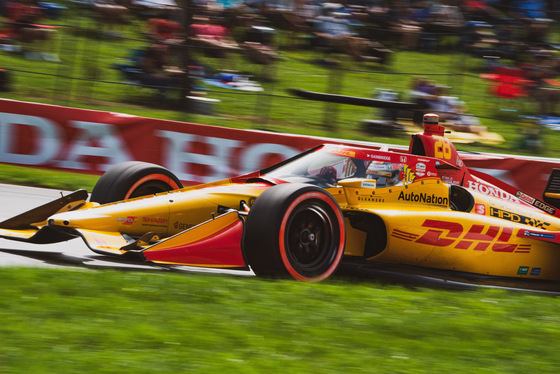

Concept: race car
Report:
left=2, top=113, right=560, bottom=289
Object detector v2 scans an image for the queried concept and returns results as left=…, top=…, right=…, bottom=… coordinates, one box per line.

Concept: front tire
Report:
left=244, top=184, right=345, bottom=282
left=90, top=161, right=183, bottom=204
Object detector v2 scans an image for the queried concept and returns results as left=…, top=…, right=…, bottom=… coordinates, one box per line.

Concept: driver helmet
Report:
left=366, top=162, right=401, bottom=187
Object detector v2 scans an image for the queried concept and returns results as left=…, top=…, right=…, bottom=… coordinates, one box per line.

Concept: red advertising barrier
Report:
left=0, top=99, right=558, bottom=197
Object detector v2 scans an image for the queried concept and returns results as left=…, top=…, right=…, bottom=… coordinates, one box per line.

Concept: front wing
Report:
left=68, top=211, right=248, bottom=269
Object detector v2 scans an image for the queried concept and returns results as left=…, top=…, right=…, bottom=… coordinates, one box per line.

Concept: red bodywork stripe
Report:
left=143, top=219, right=246, bottom=267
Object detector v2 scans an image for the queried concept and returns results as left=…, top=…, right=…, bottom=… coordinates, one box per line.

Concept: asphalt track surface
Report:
left=0, top=183, right=254, bottom=278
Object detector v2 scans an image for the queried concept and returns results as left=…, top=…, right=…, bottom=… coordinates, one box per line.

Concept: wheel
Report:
left=244, top=183, right=345, bottom=282
left=90, top=161, right=183, bottom=204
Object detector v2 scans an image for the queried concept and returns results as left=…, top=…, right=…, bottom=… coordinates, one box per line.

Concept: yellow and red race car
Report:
left=2, top=114, right=560, bottom=289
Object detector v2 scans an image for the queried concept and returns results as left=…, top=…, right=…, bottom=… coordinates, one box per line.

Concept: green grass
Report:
left=0, top=163, right=99, bottom=191
left=1, top=267, right=560, bottom=373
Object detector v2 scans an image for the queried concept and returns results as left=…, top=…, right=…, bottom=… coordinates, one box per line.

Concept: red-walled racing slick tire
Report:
left=90, top=161, right=183, bottom=204
left=244, top=183, right=346, bottom=282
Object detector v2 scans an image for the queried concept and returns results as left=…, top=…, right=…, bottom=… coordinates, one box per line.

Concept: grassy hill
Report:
left=1, top=267, right=560, bottom=373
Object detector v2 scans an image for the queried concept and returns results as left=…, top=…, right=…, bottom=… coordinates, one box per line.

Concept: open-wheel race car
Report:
left=3, top=114, right=560, bottom=289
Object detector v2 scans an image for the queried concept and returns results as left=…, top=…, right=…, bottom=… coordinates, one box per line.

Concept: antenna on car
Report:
left=422, top=113, right=445, bottom=136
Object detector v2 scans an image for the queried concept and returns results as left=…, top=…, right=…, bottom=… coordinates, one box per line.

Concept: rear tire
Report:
left=244, top=184, right=345, bottom=282
left=90, top=161, right=183, bottom=204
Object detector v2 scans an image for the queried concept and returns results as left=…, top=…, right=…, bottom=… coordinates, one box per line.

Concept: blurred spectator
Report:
left=511, top=0, right=548, bottom=20
left=523, top=51, right=560, bottom=115
left=93, top=2, right=129, bottom=36
left=524, top=18, right=549, bottom=47
left=241, top=25, right=277, bottom=66
left=312, top=14, right=391, bottom=64
left=138, top=43, right=182, bottom=96
left=188, top=21, right=240, bottom=58
left=409, top=77, right=483, bottom=132
left=2, top=0, right=59, bottom=60
left=146, top=10, right=184, bottom=43
left=462, top=0, right=507, bottom=23
left=0, top=68, right=11, bottom=91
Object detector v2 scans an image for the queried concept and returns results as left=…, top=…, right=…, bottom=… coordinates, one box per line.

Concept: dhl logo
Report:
left=391, top=219, right=531, bottom=253
left=332, top=149, right=356, bottom=157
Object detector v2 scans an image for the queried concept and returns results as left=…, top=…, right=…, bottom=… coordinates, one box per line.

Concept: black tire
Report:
left=244, top=183, right=345, bottom=282
left=90, top=161, right=183, bottom=204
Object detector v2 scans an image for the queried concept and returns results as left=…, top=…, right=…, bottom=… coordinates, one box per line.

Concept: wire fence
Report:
left=0, top=1, right=558, bottom=145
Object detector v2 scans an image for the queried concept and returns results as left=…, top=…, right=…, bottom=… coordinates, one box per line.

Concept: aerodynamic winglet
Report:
left=0, top=189, right=89, bottom=230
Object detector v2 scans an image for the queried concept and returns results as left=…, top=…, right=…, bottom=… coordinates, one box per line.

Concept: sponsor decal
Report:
left=142, top=217, right=168, bottom=227
left=143, top=217, right=168, bottom=224
left=475, top=203, right=486, bottom=215
left=391, top=219, right=532, bottom=253
left=403, top=165, right=416, bottom=185
left=434, top=138, right=452, bottom=160
left=116, top=216, right=136, bottom=225
left=367, top=154, right=391, bottom=161
left=490, top=207, right=550, bottom=229
left=415, top=163, right=426, bottom=177
left=456, top=156, right=463, bottom=167
left=516, top=191, right=535, bottom=204
left=534, top=200, right=556, bottom=215
left=467, top=181, right=520, bottom=203
left=174, top=221, right=195, bottom=231
left=400, top=156, right=407, bottom=163
left=530, top=267, right=541, bottom=276
left=357, top=196, right=385, bottom=203
left=332, top=149, right=356, bottom=158
left=391, top=229, right=417, bottom=242
left=441, top=175, right=461, bottom=185
left=518, top=266, right=529, bottom=275
left=361, top=180, right=377, bottom=189
left=397, top=191, right=448, bottom=206
left=523, top=230, right=555, bottom=239
left=515, top=191, right=556, bottom=215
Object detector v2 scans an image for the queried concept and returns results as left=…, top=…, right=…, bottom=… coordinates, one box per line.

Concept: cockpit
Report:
left=264, top=146, right=406, bottom=188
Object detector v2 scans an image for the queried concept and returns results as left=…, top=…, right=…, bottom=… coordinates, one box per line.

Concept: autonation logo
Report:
left=397, top=191, right=448, bottom=206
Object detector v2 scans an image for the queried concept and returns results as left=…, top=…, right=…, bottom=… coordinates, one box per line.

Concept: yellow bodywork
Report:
left=49, top=182, right=267, bottom=239
left=332, top=178, right=560, bottom=281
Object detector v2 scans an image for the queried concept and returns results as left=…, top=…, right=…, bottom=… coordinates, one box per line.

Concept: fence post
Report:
left=253, top=62, right=277, bottom=127
left=179, top=0, right=194, bottom=110
left=323, top=64, right=343, bottom=129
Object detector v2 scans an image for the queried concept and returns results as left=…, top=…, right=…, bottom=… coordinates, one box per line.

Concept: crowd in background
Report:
left=1, top=0, right=560, bottom=119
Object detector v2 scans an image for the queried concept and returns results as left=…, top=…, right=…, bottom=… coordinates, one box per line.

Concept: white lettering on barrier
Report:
left=240, top=143, right=299, bottom=173
left=57, top=121, right=133, bottom=171
left=157, top=130, right=241, bottom=183
left=0, top=113, right=61, bottom=165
